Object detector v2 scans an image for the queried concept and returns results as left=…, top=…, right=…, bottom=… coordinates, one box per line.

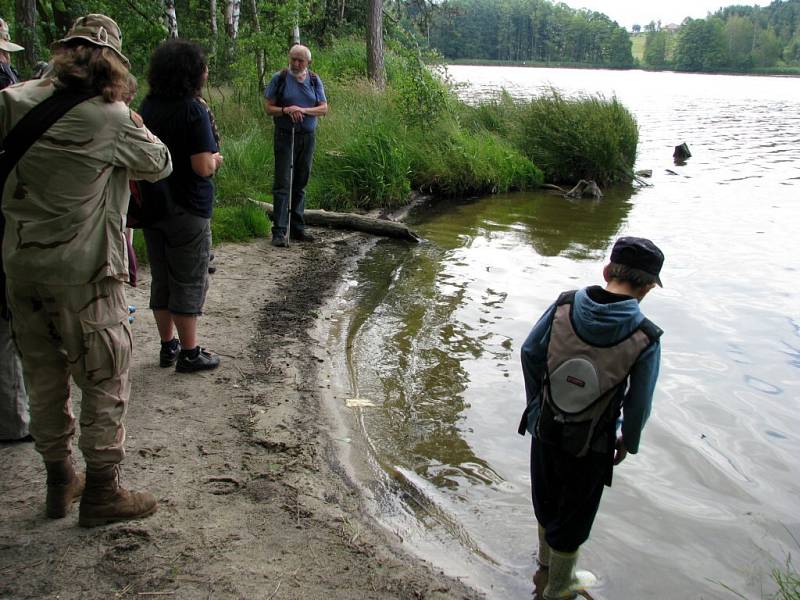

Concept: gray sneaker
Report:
left=271, top=235, right=288, bottom=247
left=176, top=347, right=220, bottom=373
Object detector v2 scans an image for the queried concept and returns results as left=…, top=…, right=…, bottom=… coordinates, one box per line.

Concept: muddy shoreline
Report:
left=0, top=229, right=482, bottom=600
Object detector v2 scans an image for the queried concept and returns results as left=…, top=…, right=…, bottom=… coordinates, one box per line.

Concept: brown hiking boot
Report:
left=45, top=458, right=85, bottom=518
left=78, top=465, right=157, bottom=528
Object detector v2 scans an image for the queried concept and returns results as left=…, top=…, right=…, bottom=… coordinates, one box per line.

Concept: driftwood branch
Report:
left=250, top=200, right=421, bottom=243
left=564, top=179, right=603, bottom=200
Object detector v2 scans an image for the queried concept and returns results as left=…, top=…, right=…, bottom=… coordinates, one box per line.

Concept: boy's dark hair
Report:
left=147, top=39, right=206, bottom=99
left=606, top=262, right=658, bottom=289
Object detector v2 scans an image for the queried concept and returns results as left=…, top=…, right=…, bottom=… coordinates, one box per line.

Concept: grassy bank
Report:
left=130, top=37, right=640, bottom=255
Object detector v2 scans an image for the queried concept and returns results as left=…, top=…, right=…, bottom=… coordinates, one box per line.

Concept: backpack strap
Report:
left=0, top=89, right=96, bottom=189
left=0, top=88, right=96, bottom=315
left=273, top=69, right=288, bottom=106
left=556, top=290, right=577, bottom=306
left=638, top=317, right=663, bottom=344
left=518, top=293, right=573, bottom=436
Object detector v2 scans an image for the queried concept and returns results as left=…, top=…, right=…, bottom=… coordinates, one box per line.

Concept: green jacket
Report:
left=0, top=78, right=172, bottom=286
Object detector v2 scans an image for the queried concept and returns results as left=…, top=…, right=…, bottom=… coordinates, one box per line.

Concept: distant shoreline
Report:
left=444, top=59, right=800, bottom=78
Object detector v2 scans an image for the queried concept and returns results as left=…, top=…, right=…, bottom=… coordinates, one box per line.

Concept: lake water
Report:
left=326, top=66, right=800, bottom=599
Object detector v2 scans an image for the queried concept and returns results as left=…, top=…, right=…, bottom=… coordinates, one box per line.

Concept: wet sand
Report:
left=0, top=230, right=482, bottom=600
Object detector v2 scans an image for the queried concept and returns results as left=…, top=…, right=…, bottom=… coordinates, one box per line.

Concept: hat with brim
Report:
left=55, top=14, right=129, bottom=68
left=0, top=18, right=24, bottom=52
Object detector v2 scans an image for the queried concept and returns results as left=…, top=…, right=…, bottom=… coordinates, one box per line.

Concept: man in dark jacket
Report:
left=520, top=237, right=664, bottom=599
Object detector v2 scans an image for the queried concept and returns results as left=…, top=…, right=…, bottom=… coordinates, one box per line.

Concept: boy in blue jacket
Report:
left=519, top=237, right=665, bottom=599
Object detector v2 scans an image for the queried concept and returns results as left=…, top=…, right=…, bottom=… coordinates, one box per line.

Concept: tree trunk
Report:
left=50, top=0, right=75, bottom=38
left=248, top=0, right=265, bottom=89
left=251, top=201, right=421, bottom=242
left=225, top=0, right=241, bottom=40
left=35, top=0, right=55, bottom=45
left=165, top=0, right=179, bottom=39
left=14, top=0, right=37, bottom=75
left=209, top=0, right=218, bottom=36
left=366, top=0, right=385, bottom=88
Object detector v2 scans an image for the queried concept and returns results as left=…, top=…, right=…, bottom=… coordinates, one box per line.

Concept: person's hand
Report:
left=286, top=105, right=305, bottom=123
left=213, top=152, right=223, bottom=172
left=613, top=436, right=628, bottom=465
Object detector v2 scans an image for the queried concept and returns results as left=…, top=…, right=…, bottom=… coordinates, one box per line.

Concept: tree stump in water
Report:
left=564, top=180, right=603, bottom=200
left=673, top=142, right=692, bottom=164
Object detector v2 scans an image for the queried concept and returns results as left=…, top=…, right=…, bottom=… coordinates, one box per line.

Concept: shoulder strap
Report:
left=310, top=71, right=320, bottom=103
left=638, top=317, right=663, bottom=343
left=275, top=69, right=289, bottom=105
left=517, top=292, right=575, bottom=436
left=0, top=89, right=96, bottom=192
left=555, top=290, right=577, bottom=306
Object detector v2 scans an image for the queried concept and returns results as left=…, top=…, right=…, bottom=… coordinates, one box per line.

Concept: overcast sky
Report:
left=566, top=0, right=774, bottom=29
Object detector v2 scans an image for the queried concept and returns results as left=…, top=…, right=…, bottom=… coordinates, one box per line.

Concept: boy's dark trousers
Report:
left=531, top=435, right=612, bottom=553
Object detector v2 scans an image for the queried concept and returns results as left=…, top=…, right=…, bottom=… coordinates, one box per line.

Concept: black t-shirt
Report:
left=139, top=96, right=217, bottom=218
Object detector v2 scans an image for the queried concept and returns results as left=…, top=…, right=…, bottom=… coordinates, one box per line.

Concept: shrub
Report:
left=517, top=90, right=639, bottom=186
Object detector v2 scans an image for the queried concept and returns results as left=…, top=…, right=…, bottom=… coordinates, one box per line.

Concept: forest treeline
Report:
left=426, top=0, right=634, bottom=67
left=5, top=0, right=800, bottom=79
left=423, top=0, right=800, bottom=74
left=640, top=0, right=800, bottom=73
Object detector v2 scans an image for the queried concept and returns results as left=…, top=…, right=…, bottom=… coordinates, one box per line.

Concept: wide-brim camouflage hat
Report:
left=56, top=14, right=129, bottom=67
left=0, top=18, right=24, bottom=52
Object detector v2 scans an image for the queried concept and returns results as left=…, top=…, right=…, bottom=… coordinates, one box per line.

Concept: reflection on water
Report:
left=337, top=67, right=800, bottom=600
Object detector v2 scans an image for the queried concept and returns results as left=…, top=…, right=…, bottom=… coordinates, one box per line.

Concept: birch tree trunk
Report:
left=209, top=0, right=218, bottom=36
left=248, top=0, right=265, bottom=88
left=366, top=0, right=385, bottom=88
left=225, top=0, right=241, bottom=40
left=165, top=0, right=179, bottom=39
left=15, top=0, right=37, bottom=74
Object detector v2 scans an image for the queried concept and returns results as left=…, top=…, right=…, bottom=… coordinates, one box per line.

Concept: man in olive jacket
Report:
left=0, top=15, right=172, bottom=526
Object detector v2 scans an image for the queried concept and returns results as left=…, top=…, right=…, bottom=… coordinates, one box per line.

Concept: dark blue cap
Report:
left=610, top=237, right=664, bottom=287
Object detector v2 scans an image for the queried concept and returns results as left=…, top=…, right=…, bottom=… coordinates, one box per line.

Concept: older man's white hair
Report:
left=289, top=44, right=311, bottom=62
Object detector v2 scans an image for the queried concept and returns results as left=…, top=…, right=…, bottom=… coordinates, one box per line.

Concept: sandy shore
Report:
left=0, top=229, right=483, bottom=600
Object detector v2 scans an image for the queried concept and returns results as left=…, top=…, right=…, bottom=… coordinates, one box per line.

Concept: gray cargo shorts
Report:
left=143, top=200, right=211, bottom=316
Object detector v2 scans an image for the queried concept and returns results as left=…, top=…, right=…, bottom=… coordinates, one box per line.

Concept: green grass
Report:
left=199, top=38, right=637, bottom=230
left=772, top=556, right=800, bottom=600
left=211, top=200, right=271, bottom=241
left=209, top=41, right=545, bottom=213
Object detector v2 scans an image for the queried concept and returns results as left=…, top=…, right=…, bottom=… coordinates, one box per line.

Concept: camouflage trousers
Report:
left=6, top=277, right=131, bottom=468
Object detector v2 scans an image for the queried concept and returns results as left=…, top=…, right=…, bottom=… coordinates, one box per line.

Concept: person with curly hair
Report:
left=138, top=39, right=223, bottom=373
left=0, top=14, right=172, bottom=526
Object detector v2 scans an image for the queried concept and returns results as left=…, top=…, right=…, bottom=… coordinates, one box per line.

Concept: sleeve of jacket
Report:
left=520, top=303, right=556, bottom=435
left=112, top=107, right=172, bottom=182
left=620, top=340, right=661, bottom=454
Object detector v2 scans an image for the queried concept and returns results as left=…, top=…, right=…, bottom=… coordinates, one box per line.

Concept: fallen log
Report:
left=249, top=199, right=421, bottom=243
